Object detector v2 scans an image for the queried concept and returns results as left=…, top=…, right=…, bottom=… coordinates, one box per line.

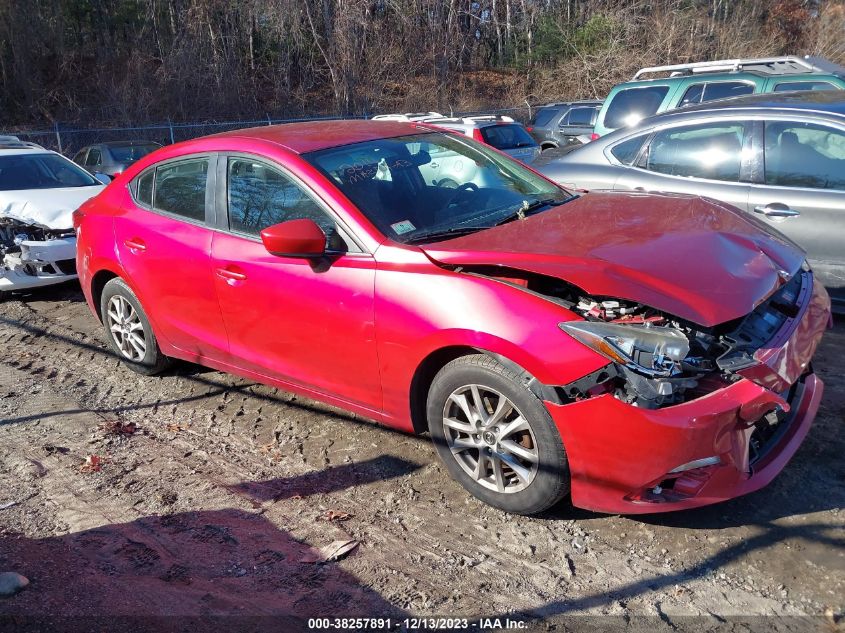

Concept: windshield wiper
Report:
left=406, top=198, right=571, bottom=243
left=404, top=225, right=485, bottom=244
left=494, top=198, right=569, bottom=226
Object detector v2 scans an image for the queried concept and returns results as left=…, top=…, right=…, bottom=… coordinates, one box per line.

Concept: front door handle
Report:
left=753, top=202, right=800, bottom=218
left=123, top=238, right=146, bottom=252
left=215, top=267, right=247, bottom=282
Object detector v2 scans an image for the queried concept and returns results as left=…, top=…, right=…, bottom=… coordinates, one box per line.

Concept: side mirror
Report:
left=260, top=218, right=326, bottom=258
left=93, top=172, right=112, bottom=185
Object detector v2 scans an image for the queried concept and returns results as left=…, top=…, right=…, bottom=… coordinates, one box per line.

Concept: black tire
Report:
left=100, top=277, right=171, bottom=375
left=426, top=354, right=569, bottom=515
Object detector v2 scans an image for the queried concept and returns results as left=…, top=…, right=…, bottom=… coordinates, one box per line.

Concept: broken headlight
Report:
left=559, top=321, right=690, bottom=377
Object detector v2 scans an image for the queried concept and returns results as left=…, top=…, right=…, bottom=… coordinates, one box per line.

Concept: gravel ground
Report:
left=0, top=282, right=842, bottom=632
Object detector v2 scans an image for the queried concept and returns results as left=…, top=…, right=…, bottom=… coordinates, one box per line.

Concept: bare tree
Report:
left=0, top=0, right=839, bottom=127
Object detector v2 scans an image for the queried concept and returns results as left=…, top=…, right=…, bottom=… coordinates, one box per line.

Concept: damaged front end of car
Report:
left=0, top=217, right=78, bottom=296
left=454, top=263, right=829, bottom=512
left=556, top=267, right=811, bottom=409
left=462, top=264, right=811, bottom=410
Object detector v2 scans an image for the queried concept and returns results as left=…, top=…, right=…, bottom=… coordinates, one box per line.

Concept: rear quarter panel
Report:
left=76, top=190, right=123, bottom=318
left=76, top=177, right=183, bottom=356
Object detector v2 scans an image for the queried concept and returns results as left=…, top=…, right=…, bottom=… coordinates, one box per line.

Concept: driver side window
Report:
left=227, top=158, right=349, bottom=250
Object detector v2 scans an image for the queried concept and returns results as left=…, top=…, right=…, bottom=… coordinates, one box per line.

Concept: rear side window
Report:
left=532, top=107, right=561, bottom=127
left=604, top=86, right=669, bottom=129
left=701, top=82, right=754, bottom=102
left=152, top=158, right=209, bottom=222
left=135, top=170, right=154, bottom=206
left=565, top=107, right=596, bottom=127
left=679, top=84, right=705, bottom=107
left=646, top=122, right=746, bottom=181
left=480, top=124, right=537, bottom=150
left=610, top=135, right=647, bottom=165
left=764, top=121, right=845, bottom=190
left=680, top=82, right=754, bottom=107
left=774, top=81, right=837, bottom=92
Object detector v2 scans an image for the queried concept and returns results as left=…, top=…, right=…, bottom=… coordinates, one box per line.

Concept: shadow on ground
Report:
left=0, top=456, right=419, bottom=632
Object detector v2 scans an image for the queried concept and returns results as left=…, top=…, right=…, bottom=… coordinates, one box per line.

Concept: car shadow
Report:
left=0, top=314, right=413, bottom=440
left=224, top=455, right=423, bottom=502
left=6, top=280, right=86, bottom=304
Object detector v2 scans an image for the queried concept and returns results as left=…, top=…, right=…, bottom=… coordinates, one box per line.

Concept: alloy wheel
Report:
left=442, top=384, right=539, bottom=493
left=106, top=295, right=146, bottom=362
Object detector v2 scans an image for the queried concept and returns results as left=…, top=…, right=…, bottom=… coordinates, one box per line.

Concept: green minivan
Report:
left=592, top=56, right=845, bottom=138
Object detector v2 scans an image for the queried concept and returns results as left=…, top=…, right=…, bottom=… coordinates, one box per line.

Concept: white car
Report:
left=0, top=137, right=106, bottom=298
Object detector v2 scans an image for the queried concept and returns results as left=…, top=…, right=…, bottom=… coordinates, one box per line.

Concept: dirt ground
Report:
left=0, top=282, right=842, bottom=632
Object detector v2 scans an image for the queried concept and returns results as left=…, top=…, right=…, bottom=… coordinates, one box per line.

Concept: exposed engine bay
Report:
left=0, top=217, right=78, bottom=294
left=464, top=265, right=808, bottom=409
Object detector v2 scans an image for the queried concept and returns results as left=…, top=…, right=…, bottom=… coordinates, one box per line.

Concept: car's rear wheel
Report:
left=426, top=354, right=569, bottom=514
left=100, top=277, right=170, bottom=375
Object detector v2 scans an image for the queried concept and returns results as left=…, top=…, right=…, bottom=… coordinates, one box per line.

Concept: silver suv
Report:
left=539, top=91, right=845, bottom=309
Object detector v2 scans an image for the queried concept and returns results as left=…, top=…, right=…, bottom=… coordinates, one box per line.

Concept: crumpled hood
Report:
left=421, top=191, right=805, bottom=326
left=0, top=185, right=105, bottom=230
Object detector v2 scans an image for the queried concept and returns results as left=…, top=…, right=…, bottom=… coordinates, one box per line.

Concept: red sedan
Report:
left=74, top=121, right=830, bottom=515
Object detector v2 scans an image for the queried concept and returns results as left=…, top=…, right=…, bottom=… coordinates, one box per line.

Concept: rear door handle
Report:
left=753, top=203, right=800, bottom=218
left=123, top=238, right=146, bottom=251
left=215, top=267, right=247, bottom=282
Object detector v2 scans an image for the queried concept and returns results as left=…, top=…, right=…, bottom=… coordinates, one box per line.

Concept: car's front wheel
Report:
left=427, top=354, right=570, bottom=514
left=100, top=277, right=171, bottom=375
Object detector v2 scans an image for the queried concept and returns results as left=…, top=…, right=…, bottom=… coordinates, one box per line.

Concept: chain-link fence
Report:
left=8, top=106, right=532, bottom=157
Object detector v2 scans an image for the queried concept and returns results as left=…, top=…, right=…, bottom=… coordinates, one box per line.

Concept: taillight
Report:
left=472, top=128, right=485, bottom=143
left=590, top=132, right=600, bottom=141
left=526, top=126, right=533, bottom=132
left=72, top=208, right=85, bottom=230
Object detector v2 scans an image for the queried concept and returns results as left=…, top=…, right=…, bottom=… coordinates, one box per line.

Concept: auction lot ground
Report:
left=0, top=283, right=842, bottom=631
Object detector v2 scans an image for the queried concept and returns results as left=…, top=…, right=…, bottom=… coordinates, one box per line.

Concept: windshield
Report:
left=109, top=143, right=160, bottom=163
left=0, top=153, right=100, bottom=191
left=305, top=132, right=572, bottom=243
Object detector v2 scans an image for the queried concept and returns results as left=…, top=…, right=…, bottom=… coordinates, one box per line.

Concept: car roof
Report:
left=670, top=89, right=845, bottom=115
left=209, top=119, right=430, bottom=153
left=418, top=115, right=521, bottom=129
left=582, top=89, right=845, bottom=151
left=100, top=140, right=161, bottom=147
left=540, top=100, right=602, bottom=107
left=611, top=71, right=841, bottom=92
left=0, top=147, right=53, bottom=155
